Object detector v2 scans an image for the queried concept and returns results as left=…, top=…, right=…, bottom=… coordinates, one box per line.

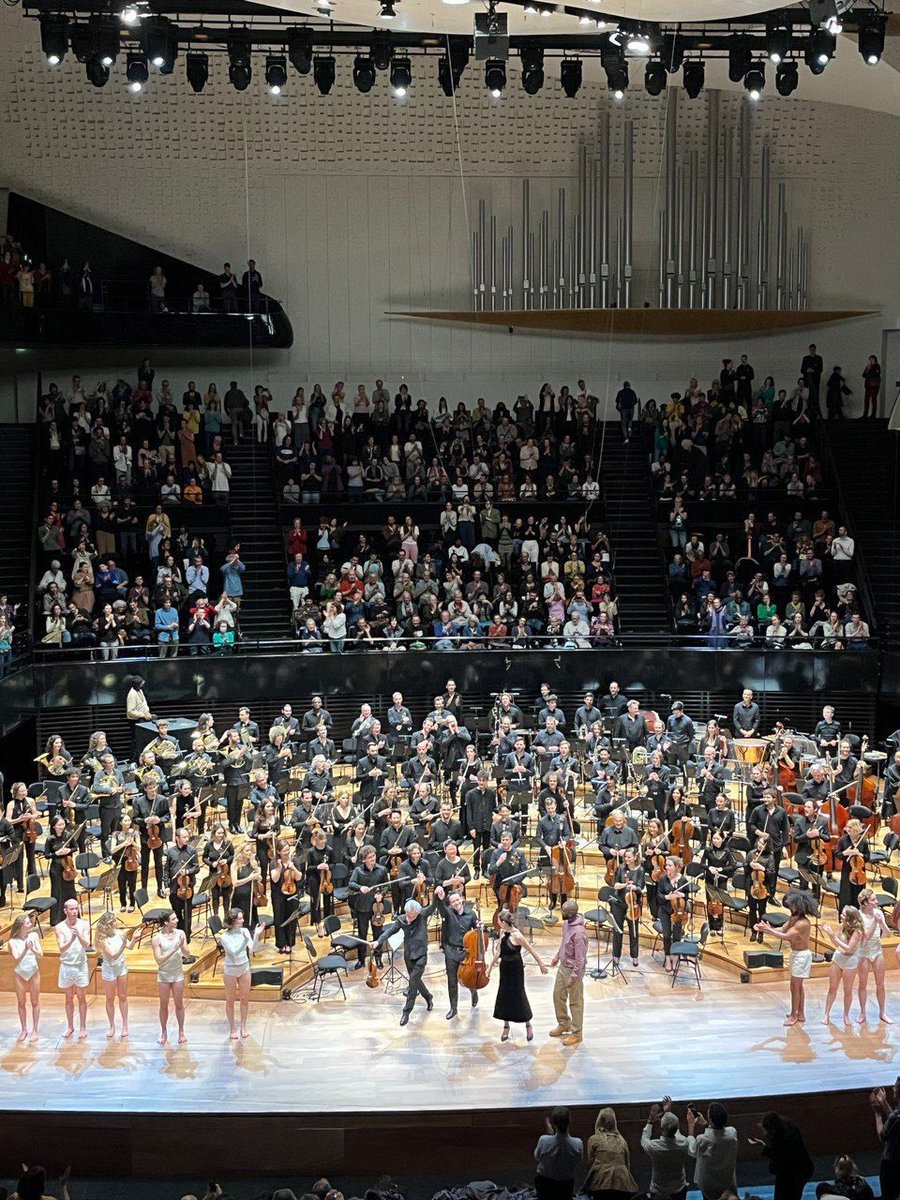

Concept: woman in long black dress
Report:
left=305, top=827, right=335, bottom=935
left=835, top=817, right=870, bottom=913
left=488, top=909, right=548, bottom=1043
left=44, top=813, right=77, bottom=925
left=270, top=840, right=301, bottom=953
left=230, top=841, right=261, bottom=933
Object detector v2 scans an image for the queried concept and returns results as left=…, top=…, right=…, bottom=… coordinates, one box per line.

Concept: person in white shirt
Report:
left=38, top=561, right=66, bottom=592
left=641, top=1103, right=690, bottom=1200
left=55, top=899, right=91, bottom=1040
left=831, top=527, right=855, bottom=560
left=217, top=908, right=260, bottom=1040
left=686, top=1102, right=738, bottom=1200
left=8, top=913, right=43, bottom=1042
left=533, top=1106, right=583, bottom=1200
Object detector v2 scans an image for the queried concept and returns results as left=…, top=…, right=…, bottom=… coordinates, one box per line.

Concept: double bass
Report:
left=549, top=843, right=575, bottom=898
left=458, top=901, right=490, bottom=992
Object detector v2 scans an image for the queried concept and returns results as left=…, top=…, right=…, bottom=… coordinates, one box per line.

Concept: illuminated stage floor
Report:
left=1, top=952, right=897, bottom=1115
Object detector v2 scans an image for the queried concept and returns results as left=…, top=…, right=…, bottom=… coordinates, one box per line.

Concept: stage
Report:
left=0, top=945, right=894, bottom=1178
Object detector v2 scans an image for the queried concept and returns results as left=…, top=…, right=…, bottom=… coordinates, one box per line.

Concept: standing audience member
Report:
left=534, top=1106, right=584, bottom=1200
left=750, top=1111, right=815, bottom=1200
left=583, top=1108, right=637, bottom=1200
left=641, top=1097, right=689, bottom=1200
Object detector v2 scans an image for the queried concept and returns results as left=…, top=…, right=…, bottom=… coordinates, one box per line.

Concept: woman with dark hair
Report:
left=750, top=1112, right=813, bottom=1200
left=533, top=1107, right=584, bottom=1200
left=487, top=908, right=548, bottom=1043
left=11, top=1164, right=71, bottom=1200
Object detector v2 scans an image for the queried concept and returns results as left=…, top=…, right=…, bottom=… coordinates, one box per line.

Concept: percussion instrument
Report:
left=799, top=753, right=817, bottom=773
left=733, top=739, right=769, bottom=766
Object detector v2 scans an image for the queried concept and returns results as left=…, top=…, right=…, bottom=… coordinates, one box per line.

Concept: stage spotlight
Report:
left=682, top=58, right=704, bottom=98
left=644, top=59, right=666, bottom=95
left=728, top=36, right=752, bottom=82
left=606, top=62, right=628, bottom=99
left=438, top=44, right=468, bottom=95
left=313, top=54, right=336, bottom=94
left=371, top=31, right=393, bottom=70
left=227, top=30, right=252, bottom=89
left=390, top=56, right=411, bottom=96
left=85, top=54, right=109, bottom=87
left=142, top=15, right=176, bottom=72
left=743, top=60, right=765, bottom=99
left=287, top=28, right=313, bottom=74
left=809, top=26, right=835, bottom=66
left=775, top=60, right=798, bottom=93
left=627, top=28, right=650, bottom=53
left=765, top=24, right=789, bottom=63
left=120, top=4, right=140, bottom=24
left=485, top=58, right=506, bottom=97
left=265, top=55, right=287, bottom=93
left=663, top=34, right=685, bottom=71
left=70, top=24, right=92, bottom=63
left=186, top=52, right=209, bottom=92
left=858, top=13, right=886, bottom=64
left=353, top=54, right=376, bottom=91
left=520, top=45, right=544, bottom=94
left=40, top=14, right=68, bottom=65
left=560, top=58, right=582, bottom=97
left=126, top=51, right=148, bottom=91
left=89, top=15, right=121, bottom=68
left=379, top=1, right=397, bottom=19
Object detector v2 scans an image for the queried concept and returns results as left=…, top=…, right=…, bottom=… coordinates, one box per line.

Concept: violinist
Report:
left=409, top=781, right=440, bottom=842
left=91, top=751, right=125, bottom=854
left=657, top=855, right=690, bottom=973
left=305, top=826, right=335, bottom=935
left=537, top=795, right=572, bottom=864
left=490, top=803, right=521, bottom=850
left=174, top=777, right=204, bottom=836
left=230, top=840, right=263, bottom=933
left=44, top=813, right=78, bottom=925
left=428, top=801, right=464, bottom=852
left=642, top=751, right=671, bottom=823
left=133, top=779, right=172, bottom=895
left=0, top=809, right=16, bottom=907
left=641, top=818, right=670, bottom=918
left=433, top=841, right=472, bottom=895
left=746, top=832, right=775, bottom=943
left=163, top=827, right=199, bottom=949
left=56, top=768, right=91, bottom=849
left=221, top=728, right=250, bottom=834
left=488, top=831, right=528, bottom=905
left=251, top=798, right=280, bottom=899
left=466, top=772, right=496, bottom=877
left=433, top=884, right=482, bottom=1018
left=747, top=790, right=790, bottom=881
left=600, top=809, right=639, bottom=881
left=249, top=768, right=281, bottom=821
left=328, top=789, right=358, bottom=863
left=836, top=817, right=870, bottom=912
left=793, top=799, right=831, bottom=892
left=745, top=765, right=768, bottom=811
left=398, top=842, right=432, bottom=903
left=707, top=793, right=737, bottom=845
left=269, top=839, right=302, bottom=954
left=380, top=808, right=414, bottom=909
left=348, top=845, right=389, bottom=969
left=287, top=786, right=316, bottom=848
left=372, top=780, right=403, bottom=842
left=538, top=770, right=568, bottom=819
left=203, top=822, right=235, bottom=918
left=611, top=845, right=645, bottom=967
left=345, top=817, right=373, bottom=869
left=701, top=830, right=736, bottom=933
left=110, top=812, right=140, bottom=912
left=6, top=781, right=38, bottom=889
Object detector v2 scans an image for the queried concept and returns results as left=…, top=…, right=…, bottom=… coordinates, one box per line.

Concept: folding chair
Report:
left=671, top=921, right=710, bottom=989
left=304, top=934, right=349, bottom=1000
left=22, top=872, right=54, bottom=935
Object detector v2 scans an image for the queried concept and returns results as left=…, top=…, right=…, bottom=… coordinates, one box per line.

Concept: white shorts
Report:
left=790, top=949, right=813, bottom=979
left=832, top=951, right=859, bottom=971
left=59, top=962, right=89, bottom=990
left=223, top=963, right=250, bottom=979
left=101, top=958, right=129, bottom=983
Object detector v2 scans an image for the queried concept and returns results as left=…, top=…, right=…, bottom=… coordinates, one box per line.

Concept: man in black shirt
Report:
left=801, top=343, right=824, bottom=417
left=302, top=696, right=333, bottom=733
left=487, top=833, right=528, bottom=904
left=793, top=799, right=831, bottom=891
left=163, top=827, right=199, bottom=952
left=403, top=742, right=437, bottom=790
left=467, top=773, right=497, bottom=876
left=600, top=682, right=628, bottom=723
left=134, top=780, right=172, bottom=894
left=574, top=692, right=600, bottom=737
left=616, top=699, right=646, bottom=753
left=372, top=897, right=436, bottom=1025
left=56, top=768, right=91, bottom=852
left=356, top=744, right=388, bottom=806
left=398, top=842, right=432, bottom=904
left=433, top=885, right=482, bottom=1018
left=429, top=801, right=464, bottom=851
left=813, top=705, right=841, bottom=761
left=349, top=846, right=389, bottom=968
left=490, top=804, right=520, bottom=850
left=537, top=695, right=566, bottom=730
left=733, top=688, right=760, bottom=739
left=665, top=702, right=696, bottom=770
left=747, top=790, right=790, bottom=886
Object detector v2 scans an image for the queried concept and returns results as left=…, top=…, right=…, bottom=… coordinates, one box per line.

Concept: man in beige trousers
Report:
left=549, top=899, right=589, bottom=1046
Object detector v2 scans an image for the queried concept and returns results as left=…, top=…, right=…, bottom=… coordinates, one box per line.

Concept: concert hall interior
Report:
left=4, top=0, right=900, bottom=1196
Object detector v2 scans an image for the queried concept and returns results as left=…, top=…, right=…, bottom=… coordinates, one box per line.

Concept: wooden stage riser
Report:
left=0, top=1089, right=885, bottom=1180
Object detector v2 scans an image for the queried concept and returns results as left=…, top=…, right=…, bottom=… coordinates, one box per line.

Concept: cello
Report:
left=670, top=817, right=695, bottom=867
left=492, top=868, right=526, bottom=930
left=550, top=843, right=575, bottom=898
left=458, top=902, right=490, bottom=992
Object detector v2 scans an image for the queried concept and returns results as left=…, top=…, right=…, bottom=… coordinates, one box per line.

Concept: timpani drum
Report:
left=733, top=738, right=769, bottom=766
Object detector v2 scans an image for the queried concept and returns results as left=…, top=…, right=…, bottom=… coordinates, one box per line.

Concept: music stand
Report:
left=705, top=884, right=729, bottom=942
left=380, top=927, right=408, bottom=995
left=279, top=905, right=304, bottom=976
left=583, top=906, right=610, bottom=980
left=4, top=843, right=23, bottom=909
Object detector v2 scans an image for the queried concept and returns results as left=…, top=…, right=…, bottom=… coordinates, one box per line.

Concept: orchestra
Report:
left=1, top=683, right=899, bottom=1046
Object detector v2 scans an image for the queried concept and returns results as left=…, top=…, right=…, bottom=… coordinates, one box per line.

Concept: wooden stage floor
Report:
left=2, top=945, right=898, bottom=1117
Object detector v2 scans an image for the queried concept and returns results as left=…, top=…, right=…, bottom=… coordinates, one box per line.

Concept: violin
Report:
left=176, top=866, right=194, bottom=901
left=215, top=856, right=233, bottom=889
left=22, top=812, right=38, bottom=845
left=266, top=829, right=277, bottom=861
left=146, top=818, right=163, bottom=851
left=750, top=863, right=768, bottom=900
left=252, top=871, right=266, bottom=908
left=493, top=872, right=524, bottom=930
left=458, top=902, right=490, bottom=992
left=366, top=954, right=380, bottom=989
left=62, top=848, right=77, bottom=882
left=670, top=818, right=694, bottom=866
left=280, top=857, right=299, bottom=896
left=706, top=893, right=724, bottom=921
left=648, top=846, right=667, bottom=882
left=848, top=833, right=868, bottom=887
left=371, top=886, right=386, bottom=928
left=320, top=861, right=334, bottom=895
left=624, top=881, right=641, bottom=924
left=550, top=843, right=575, bottom=897
left=668, top=883, right=688, bottom=916
left=124, top=837, right=140, bottom=873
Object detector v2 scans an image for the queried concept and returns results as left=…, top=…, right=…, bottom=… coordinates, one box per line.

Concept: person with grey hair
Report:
left=370, top=895, right=437, bottom=1026
left=641, top=1096, right=689, bottom=1200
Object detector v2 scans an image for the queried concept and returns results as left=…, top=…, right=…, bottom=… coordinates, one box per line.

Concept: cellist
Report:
left=433, top=884, right=483, bottom=1019
left=600, top=809, right=639, bottom=883
left=610, top=845, right=644, bottom=967
left=488, top=831, right=528, bottom=906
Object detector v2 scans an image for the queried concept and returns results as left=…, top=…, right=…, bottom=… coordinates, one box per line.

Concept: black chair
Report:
left=326, top=912, right=362, bottom=958
left=871, top=831, right=899, bottom=867
left=209, top=914, right=225, bottom=976
left=671, top=921, right=710, bottom=989
left=330, top=862, right=351, bottom=905
left=304, top=934, right=349, bottom=1000
left=729, top=835, right=751, bottom=854
left=22, top=872, right=54, bottom=934
left=133, top=886, right=170, bottom=944
left=74, top=851, right=107, bottom=922
left=876, top=874, right=899, bottom=911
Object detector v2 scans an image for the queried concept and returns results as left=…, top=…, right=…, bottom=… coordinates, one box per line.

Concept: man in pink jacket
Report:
left=549, top=899, right=589, bottom=1046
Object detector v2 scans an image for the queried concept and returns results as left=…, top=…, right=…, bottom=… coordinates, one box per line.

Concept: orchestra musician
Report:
left=301, top=695, right=333, bottom=735
left=701, top=829, right=736, bottom=933
left=230, top=840, right=263, bottom=933
left=133, top=780, right=172, bottom=895
left=110, top=812, right=140, bottom=913
left=610, top=845, right=645, bottom=966
left=305, top=826, right=335, bottom=935
left=490, top=803, right=521, bottom=851
left=813, top=705, right=841, bottom=761
left=641, top=818, right=670, bottom=918
left=232, top=706, right=260, bottom=747
left=746, top=831, right=775, bottom=943
left=144, top=720, right=181, bottom=767
left=493, top=691, right=525, bottom=729
left=615, top=699, right=647, bottom=755
left=433, top=841, right=472, bottom=895
left=91, top=751, right=125, bottom=854
left=428, top=801, right=464, bottom=853
left=173, top=777, right=204, bottom=836
left=55, top=768, right=90, bottom=850
left=251, top=798, right=280, bottom=898
left=665, top=701, right=696, bottom=771
left=345, top=818, right=372, bottom=870
left=487, top=831, right=527, bottom=905
left=135, top=749, right=167, bottom=794
left=82, top=729, right=111, bottom=776
left=467, top=772, right=497, bottom=878
left=163, top=827, right=199, bottom=949
left=835, top=817, right=870, bottom=913
left=328, top=790, right=358, bottom=863
left=657, top=855, right=690, bottom=973
left=706, top=793, right=737, bottom=844
left=356, top=742, right=388, bottom=807
left=403, top=740, right=437, bottom=791
left=642, top=752, right=671, bottom=825
left=733, top=688, right=761, bottom=739
left=793, top=799, right=831, bottom=893
left=747, top=789, right=790, bottom=882
left=269, top=839, right=302, bottom=954
left=221, top=728, right=250, bottom=833
left=0, top=808, right=18, bottom=906
left=36, top=734, right=73, bottom=780
left=883, top=749, right=900, bottom=822
left=697, top=720, right=729, bottom=762
left=573, top=692, right=599, bottom=738
left=303, top=754, right=335, bottom=801
left=433, top=884, right=482, bottom=1019
left=600, top=809, right=640, bottom=881
left=386, top=691, right=414, bottom=744
left=398, top=841, right=432, bottom=905
left=307, top=723, right=336, bottom=765
left=409, top=781, right=439, bottom=842
left=203, top=822, right=235, bottom=919
left=696, top=748, right=729, bottom=812
left=44, top=813, right=78, bottom=925
left=348, top=844, right=389, bottom=969
left=6, top=781, right=38, bottom=889
left=503, top=735, right=535, bottom=830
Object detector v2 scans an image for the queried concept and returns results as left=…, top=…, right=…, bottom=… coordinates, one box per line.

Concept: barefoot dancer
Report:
left=54, top=899, right=90, bottom=1040
left=858, top=889, right=894, bottom=1025
left=8, top=914, right=43, bottom=1043
left=152, top=910, right=188, bottom=1046
left=95, top=911, right=138, bottom=1039
left=217, top=908, right=259, bottom=1040
left=756, top=889, right=817, bottom=1027
left=822, top=906, right=863, bottom=1026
